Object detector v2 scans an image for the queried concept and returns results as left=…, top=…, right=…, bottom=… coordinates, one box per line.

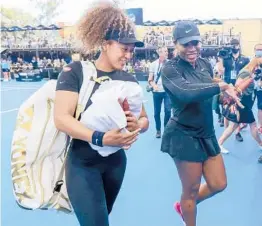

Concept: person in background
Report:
left=253, top=43, right=262, bottom=163
left=254, top=44, right=262, bottom=133
left=210, top=56, right=216, bottom=68
left=148, top=46, right=171, bottom=138
left=222, top=39, right=250, bottom=142
left=218, top=57, right=262, bottom=154
left=31, top=56, right=38, bottom=69
left=1, top=58, right=11, bottom=81
left=213, top=57, right=225, bottom=127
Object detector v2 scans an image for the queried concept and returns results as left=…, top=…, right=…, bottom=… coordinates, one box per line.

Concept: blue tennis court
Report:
left=1, top=81, right=262, bottom=226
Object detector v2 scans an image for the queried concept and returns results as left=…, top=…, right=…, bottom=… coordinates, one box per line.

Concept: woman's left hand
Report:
left=224, top=85, right=244, bottom=109
left=125, top=111, right=140, bottom=132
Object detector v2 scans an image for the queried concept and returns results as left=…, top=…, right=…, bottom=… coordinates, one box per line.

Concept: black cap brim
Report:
left=177, top=36, right=201, bottom=45
left=119, top=38, right=144, bottom=48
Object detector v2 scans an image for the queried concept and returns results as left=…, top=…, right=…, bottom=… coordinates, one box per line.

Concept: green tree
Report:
left=29, top=0, right=64, bottom=25
left=1, top=7, right=36, bottom=26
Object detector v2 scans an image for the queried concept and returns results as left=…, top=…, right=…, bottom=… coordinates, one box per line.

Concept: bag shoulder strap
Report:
left=155, top=60, right=164, bottom=84
left=54, top=60, right=97, bottom=193
left=155, top=71, right=162, bottom=84
left=77, top=60, right=97, bottom=117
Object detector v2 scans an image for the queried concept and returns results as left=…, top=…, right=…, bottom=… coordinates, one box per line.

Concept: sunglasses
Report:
left=182, top=40, right=200, bottom=47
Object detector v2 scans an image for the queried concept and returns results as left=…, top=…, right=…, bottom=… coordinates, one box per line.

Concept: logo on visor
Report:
left=128, top=31, right=135, bottom=37
left=185, top=29, right=192, bottom=34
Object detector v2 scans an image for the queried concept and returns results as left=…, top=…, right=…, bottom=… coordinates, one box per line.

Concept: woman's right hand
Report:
left=102, top=128, right=141, bottom=150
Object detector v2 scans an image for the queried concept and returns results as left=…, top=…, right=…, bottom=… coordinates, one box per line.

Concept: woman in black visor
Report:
left=160, top=21, right=242, bottom=226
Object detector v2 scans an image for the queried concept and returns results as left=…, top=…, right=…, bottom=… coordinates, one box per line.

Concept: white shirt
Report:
left=149, top=59, right=165, bottom=92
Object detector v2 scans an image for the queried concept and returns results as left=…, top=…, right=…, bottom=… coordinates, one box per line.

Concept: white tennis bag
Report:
left=11, top=61, right=97, bottom=213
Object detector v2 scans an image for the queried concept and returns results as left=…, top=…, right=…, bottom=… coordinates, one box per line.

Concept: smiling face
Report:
left=103, top=40, right=135, bottom=70
left=175, top=40, right=202, bottom=64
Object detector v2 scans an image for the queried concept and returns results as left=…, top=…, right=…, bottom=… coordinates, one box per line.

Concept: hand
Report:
left=103, top=128, right=141, bottom=150
left=224, top=85, right=244, bottom=109
left=125, top=111, right=139, bottom=132
left=153, top=84, right=158, bottom=91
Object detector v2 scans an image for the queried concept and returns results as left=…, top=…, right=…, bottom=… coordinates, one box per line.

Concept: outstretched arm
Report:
left=161, top=63, right=222, bottom=103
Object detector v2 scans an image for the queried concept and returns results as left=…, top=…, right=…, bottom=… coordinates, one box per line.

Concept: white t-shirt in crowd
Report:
left=149, top=59, right=166, bottom=92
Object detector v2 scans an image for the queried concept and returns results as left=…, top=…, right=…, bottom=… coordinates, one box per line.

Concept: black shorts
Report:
left=161, top=119, right=221, bottom=163
left=238, top=95, right=255, bottom=124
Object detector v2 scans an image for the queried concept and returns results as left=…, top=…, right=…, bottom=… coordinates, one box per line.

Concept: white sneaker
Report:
left=220, top=145, right=229, bottom=154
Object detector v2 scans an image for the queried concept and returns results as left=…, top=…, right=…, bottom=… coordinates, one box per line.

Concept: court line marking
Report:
left=0, top=108, right=19, bottom=114
left=1, top=85, right=41, bottom=88
left=1, top=85, right=43, bottom=88
left=1, top=86, right=41, bottom=89
left=1, top=88, right=39, bottom=91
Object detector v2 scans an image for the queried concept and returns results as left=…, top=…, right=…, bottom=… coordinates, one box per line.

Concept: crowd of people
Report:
left=1, top=22, right=240, bottom=51
left=0, top=56, right=68, bottom=81
left=1, top=31, right=76, bottom=49
left=142, top=26, right=240, bottom=48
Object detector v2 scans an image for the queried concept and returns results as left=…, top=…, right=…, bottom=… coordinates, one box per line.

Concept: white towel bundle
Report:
left=80, top=80, right=144, bottom=156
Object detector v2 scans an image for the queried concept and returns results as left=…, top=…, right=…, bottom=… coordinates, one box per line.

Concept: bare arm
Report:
left=235, top=77, right=245, bottom=87
left=54, top=90, right=94, bottom=142
left=54, top=62, right=141, bottom=149
left=148, top=62, right=158, bottom=90
left=148, top=71, right=158, bottom=92
left=137, top=104, right=149, bottom=133
left=148, top=72, right=155, bottom=86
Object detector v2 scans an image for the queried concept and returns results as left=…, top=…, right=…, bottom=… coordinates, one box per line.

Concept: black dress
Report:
left=161, top=56, right=221, bottom=162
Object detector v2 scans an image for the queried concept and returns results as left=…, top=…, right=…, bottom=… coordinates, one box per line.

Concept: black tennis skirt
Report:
left=238, top=94, right=255, bottom=124
left=161, top=119, right=221, bottom=163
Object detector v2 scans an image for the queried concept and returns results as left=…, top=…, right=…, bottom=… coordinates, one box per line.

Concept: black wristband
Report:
left=92, top=131, right=105, bottom=147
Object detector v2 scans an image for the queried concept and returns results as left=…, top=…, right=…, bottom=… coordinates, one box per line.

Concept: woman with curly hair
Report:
left=54, top=2, right=149, bottom=226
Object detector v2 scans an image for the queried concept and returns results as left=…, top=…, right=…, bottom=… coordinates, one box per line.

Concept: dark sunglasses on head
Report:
left=182, top=40, right=200, bottom=47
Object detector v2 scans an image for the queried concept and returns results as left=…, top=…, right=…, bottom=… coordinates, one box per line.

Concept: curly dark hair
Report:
left=77, top=1, right=135, bottom=53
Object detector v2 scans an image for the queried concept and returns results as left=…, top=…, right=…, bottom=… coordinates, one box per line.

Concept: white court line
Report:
left=1, top=88, right=39, bottom=91
left=0, top=108, right=19, bottom=114
left=1, top=86, right=41, bottom=89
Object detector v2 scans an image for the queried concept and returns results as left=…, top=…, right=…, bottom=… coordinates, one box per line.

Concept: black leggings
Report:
left=65, top=147, right=127, bottom=226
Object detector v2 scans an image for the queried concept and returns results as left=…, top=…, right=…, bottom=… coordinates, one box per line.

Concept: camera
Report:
left=146, top=84, right=154, bottom=92
left=217, top=46, right=233, bottom=59
left=254, top=65, right=262, bottom=81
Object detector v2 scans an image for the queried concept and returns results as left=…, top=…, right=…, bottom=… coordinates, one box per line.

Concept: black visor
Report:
left=105, top=29, right=144, bottom=48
